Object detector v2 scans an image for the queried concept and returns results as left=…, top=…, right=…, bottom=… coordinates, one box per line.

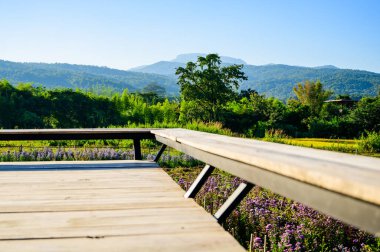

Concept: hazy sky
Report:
left=1, top=0, right=379, bottom=72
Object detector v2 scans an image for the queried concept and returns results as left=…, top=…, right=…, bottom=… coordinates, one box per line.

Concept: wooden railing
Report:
left=0, top=128, right=379, bottom=236
left=0, top=128, right=155, bottom=160
left=152, top=128, right=380, bottom=236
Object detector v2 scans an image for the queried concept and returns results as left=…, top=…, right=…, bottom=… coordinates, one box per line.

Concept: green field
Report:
left=1, top=137, right=378, bottom=157
left=261, top=137, right=380, bottom=158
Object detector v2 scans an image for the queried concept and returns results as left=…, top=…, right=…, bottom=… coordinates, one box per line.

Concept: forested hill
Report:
left=2, top=58, right=380, bottom=99
left=131, top=57, right=380, bottom=99
left=0, top=60, right=179, bottom=95
left=241, top=64, right=380, bottom=99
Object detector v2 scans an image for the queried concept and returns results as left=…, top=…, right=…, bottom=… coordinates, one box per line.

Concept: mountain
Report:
left=1, top=56, right=380, bottom=100
left=129, top=61, right=185, bottom=76
left=172, top=53, right=247, bottom=65
left=129, top=54, right=246, bottom=76
left=241, top=64, right=379, bottom=99
left=130, top=56, right=380, bottom=100
left=313, top=65, right=340, bottom=70
left=0, top=60, right=179, bottom=95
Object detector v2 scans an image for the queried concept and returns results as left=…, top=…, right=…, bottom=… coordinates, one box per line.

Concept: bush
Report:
left=264, top=128, right=289, bottom=142
left=358, top=131, right=380, bottom=153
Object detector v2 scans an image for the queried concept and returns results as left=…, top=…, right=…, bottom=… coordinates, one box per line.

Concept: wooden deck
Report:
left=0, top=161, right=244, bottom=251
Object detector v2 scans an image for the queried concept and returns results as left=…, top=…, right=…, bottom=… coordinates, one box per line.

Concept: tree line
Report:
left=0, top=54, right=379, bottom=138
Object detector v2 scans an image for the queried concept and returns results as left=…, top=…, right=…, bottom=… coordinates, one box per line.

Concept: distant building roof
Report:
left=324, top=99, right=358, bottom=104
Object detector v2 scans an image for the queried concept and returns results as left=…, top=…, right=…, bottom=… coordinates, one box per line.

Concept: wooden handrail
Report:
left=152, top=128, right=380, bottom=236
left=0, top=128, right=155, bottom=160
left=0, top=128, right=154, bottom=140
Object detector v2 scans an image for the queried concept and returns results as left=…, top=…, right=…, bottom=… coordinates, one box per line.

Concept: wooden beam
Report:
left=0, top=160, right=158, bottom=171
left=0, top=128, right=155, bottom=141
left=153, top=129, right=380, bottom=235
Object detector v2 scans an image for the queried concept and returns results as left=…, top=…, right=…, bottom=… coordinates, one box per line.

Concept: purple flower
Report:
left=253, top=237, right=262, bottom=247
left=178, top=178, right=184, bottom=184
left=266, top=224, right=273, bottom=231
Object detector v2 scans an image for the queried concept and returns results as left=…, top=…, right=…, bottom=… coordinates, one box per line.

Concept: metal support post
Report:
left=154, top=144, right=167, bottom=162
left=214, top=182, right=254, bottom=223
left=184, top=164, right=215, bottom=198
left=133, top=139, right=142, bottom=160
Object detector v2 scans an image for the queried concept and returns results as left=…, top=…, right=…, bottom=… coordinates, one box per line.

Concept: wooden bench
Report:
left=153, top=128, right=380, bottom=235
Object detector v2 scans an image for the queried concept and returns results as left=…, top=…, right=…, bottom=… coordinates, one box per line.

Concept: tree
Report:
left=176, top=54, right=247, bottom=121
left=141, top=83, right=166, bottom=97
left=140, top=83, right=166, bottom=105
left=350, top=97, right=380, bottom=133
left=293, top=80, right=332, bottom=116
left=238, top=88, right=258, bottom=99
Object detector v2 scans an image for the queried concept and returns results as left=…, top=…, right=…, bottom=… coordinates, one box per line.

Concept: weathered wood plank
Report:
left=0, top=232, right=243, bottom=252
left=153, top=128, right=380, bottom=205
left=0, top=208, right=220, bottom=240
left=0, top=128, right=155, bottom=140
left=0, top=199, right=197, bottom=213
left=0, top=160, right=158, bottom=170
left=153, top=128, right=380, bottom=235
left=0, top=190, right=185, bottom=201
left=0, top=162, right=244, bottom=251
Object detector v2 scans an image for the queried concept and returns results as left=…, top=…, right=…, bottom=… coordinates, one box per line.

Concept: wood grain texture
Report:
left=0, top=162, right=244, bottom=251
left=0, top=128, right=155, bottom=140
left=152, top=128, right=380, bottom=205
left=0, top=232, right=242, bottom=252
left=0, top=160, right=159, bottom=170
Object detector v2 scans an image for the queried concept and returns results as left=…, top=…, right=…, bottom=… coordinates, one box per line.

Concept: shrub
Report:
left=358, top=131, right=380, bottom=153
left=264, top=128, right=289, bottom=143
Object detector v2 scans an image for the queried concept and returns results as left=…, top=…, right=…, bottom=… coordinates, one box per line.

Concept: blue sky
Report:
left=1, top=0, right=379, bottom=72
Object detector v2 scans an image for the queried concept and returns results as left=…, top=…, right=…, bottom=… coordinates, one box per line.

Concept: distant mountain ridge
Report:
left=128, top=53, right=247, bottom=76
left=240, top=64, right=379, bottom=99
left=1, top=55, right=380, bottom=100
left=129, top=61, right=185, bottom=76
left=171, top=53, right=247, bottom=64
left=0, top=60, right=179, bottom=94
left=313, top=65, right=340, bottom=69
left=129, top=54, right=380, bottom=99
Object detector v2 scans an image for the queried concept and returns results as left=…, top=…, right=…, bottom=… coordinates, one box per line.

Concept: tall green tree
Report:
left=350, top=97, right=380, bottom=133
left=176, top=54, right=247, bottom=121
left=293, top=80, right=332, bottom=116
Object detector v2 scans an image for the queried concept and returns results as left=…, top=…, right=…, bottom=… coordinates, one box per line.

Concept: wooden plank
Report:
left=0, top=232, right=242, bottom=252
left=0, top=186, right=181, bottom=197
left=153, top=129, right=380, bottom=235
left=153, top=128, right=380, bottom=205
left=0, top=162, right=245, bottom=251
left=0, top=128, right=155, bottom=141
left=0, top=190, right=185, bottom=201
left=0, top=160, right=158, bottom=170
left=0, top=208, right=220, bottom=239
left=0, top=199, right=197, bottom=213
left=0, top=167, right=194, bottom=213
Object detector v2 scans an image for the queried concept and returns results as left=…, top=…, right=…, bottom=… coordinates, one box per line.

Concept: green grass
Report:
left=262, top=137, right=380, bottom=158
